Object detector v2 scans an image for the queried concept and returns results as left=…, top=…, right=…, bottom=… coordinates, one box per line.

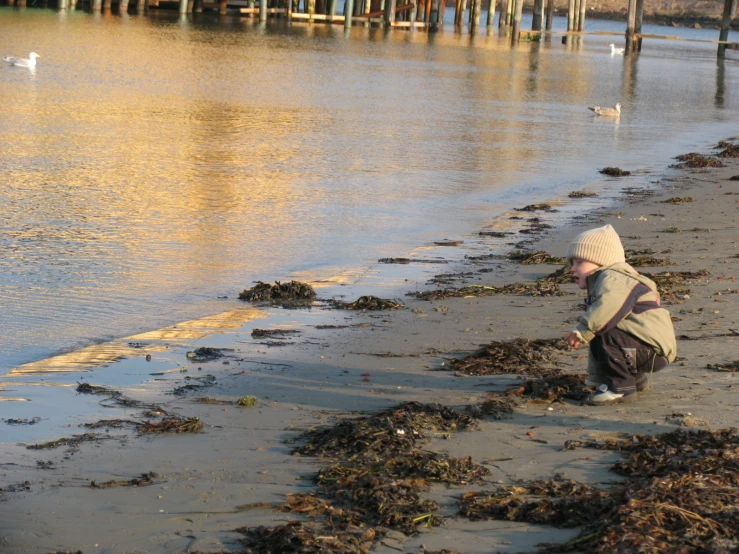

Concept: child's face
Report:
left=570, top=258, right=601, bottom=289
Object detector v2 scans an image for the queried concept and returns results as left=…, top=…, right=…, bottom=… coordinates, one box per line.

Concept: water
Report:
left=1, top=7, right=738, bottom=376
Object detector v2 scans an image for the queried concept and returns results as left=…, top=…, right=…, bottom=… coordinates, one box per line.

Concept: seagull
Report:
left=609, top=43, right=625, bottom=55
left=3, top=52, right=40, bottom=68
left=588, top=103, right=621, bottom=117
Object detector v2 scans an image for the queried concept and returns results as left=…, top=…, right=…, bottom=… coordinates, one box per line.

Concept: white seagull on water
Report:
left=3, top=52, right=40, bottom=68
left=609, top=43, right=625, bottom=55
left=588, top=103, right=622, bottom=117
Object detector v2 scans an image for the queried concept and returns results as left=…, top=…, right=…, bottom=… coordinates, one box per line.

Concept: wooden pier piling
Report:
left=531, top=0, right=542, bottom=30
left=545, top=0, right=553, bottom=29
left=384, top=0, right=396, bottom=25
left=718, top=0, right=736, bottom=56
left=485, top=0, right=494, bottom=27
left=511, top=0, right=522, bottom=38
left=344, top=0, right=354, bottom=27
left=566, top=0, right=574, bottom=31
left=577, top=0, right=585, bottom=30
left=470, top=0, right=481, bottom=32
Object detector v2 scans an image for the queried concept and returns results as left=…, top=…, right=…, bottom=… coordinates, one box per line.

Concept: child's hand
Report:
left=565, top=331, right=582, bottom=349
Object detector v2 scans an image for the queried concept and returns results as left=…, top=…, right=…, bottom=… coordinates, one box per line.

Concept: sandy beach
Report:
left=1, top=141, right=738, bottom=554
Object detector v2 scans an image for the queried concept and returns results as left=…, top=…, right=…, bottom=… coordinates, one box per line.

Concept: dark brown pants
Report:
left=590, top=328, right=668, bottom=395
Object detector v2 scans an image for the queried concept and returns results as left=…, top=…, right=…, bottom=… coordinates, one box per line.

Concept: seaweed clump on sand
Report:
left=538, top=265, right=573, bottom=284
left=706, top=360, right=739, bottom=372
left=233, top=403, right=487, bottom=552
left=138, top=416, right=203, bottom=434
left=640, top=269, right=709, bottom=303
left=599, top=167, right=632, bottom=176
left=516, top=203, right=557, bottom=212
left=506, top=250, right=566, bottom=265
left=90, top=472, right=158, bottom=489
left=331, top=296, right=405, bottom=311
left=238, top=280, right=317, bottom=307
left=625, top=248, right=672, bottom=267
left=716, top=140, right=739, bottom=158
left=448, top=338, right=568, bottom=377
left=568, top=190, right=598, bottom=198
left=409, top=280, right=564, bottom=301
left=659, top=196, right=694, bottom=204
left=458, top=428, right=739, bottom=553
left=460, top=475, right=615, bottom=527
left=293, top=402, right=479, bottom=460
left=251, top=328, right=300, bottom=338
left=672, top=152, right=725, bottom=168
left=503, top=372, right=592, bottom=403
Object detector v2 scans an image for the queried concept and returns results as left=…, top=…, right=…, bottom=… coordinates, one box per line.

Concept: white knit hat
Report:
left=566, top=224, right=626, bottom=267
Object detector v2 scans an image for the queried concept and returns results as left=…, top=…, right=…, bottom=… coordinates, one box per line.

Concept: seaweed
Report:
left=251, top=328, right=300, bottom=338
left=503, top=372, right=592, bottom=403
left=91, top=472, right=158, bottom=489
left=238, top=280, right=317, bottom=306
left=457, top=429, right=739, bottom=553
left=448, top=338, right=568, bottom=376
left=569, top=191, right=598, bottom=198
left=716, top=141, right=739, bottom=158
left=137, top=416, right=203, bottom=434
left=408, top=281, right=565, bottom=301
left=599, top=167, right=631, bottom=176
left=459, top=476, right=616, bottom=527
left=659, top=196, right=694, bottom=204
left=672, top=152, right=725, bottom=168
left=507, top=250, right=566, bottom=265
left=331, top=296, right=405, bottom=310
left=706, top=360, right=739, bottom=372
left=186, top=347, right=232, bottom=362
left=378, top=257, right=448, bottom=264
left=516, top=203, right=557, bottom=212
left=293, top=402, right=478, bottom=460
left=26, top=433, right=101, bottom=450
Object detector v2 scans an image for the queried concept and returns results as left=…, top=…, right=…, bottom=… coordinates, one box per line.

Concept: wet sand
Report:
left=1, top=145, right=738, bottom=554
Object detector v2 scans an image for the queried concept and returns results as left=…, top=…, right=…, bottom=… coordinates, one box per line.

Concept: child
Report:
left=563, top=224, right=677, bottom=405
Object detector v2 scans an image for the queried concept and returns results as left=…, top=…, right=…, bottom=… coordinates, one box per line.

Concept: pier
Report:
left=1, top=0, right=736, bottom=54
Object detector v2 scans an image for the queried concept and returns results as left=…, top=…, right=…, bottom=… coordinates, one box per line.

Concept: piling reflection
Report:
left=715, top=58, right=725, bottom=108
left=621, top=51, right=639, bottom=102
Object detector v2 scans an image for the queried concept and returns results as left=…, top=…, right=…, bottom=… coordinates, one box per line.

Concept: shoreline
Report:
left=1, top=142, right=738, bottom=553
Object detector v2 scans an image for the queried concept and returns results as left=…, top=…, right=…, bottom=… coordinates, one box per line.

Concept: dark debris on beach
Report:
left=716, top=140, right=739, bottom=158
left=230, top=402, right=487, bottom=553
left=409, top=280, right=565, bottom=301
left=506, top=250, right=566, bottom=265
left=238, top=280, right=317, bottom=307
left=706, top=360, right=739, bottom=372
left=503, top=372, right=592, bottom=404
left=599, top=167, right=632, bottom=177
left=457, top=428, right=739, bottom=553
left=672, top=152, right=725, bottom=168
left=448, top=338, right=569, bottom=377
left=640, top=269, right=709, bottom=303
left=330, top=296, right=405, bottom=311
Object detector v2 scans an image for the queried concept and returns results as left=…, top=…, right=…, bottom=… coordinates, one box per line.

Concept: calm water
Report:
left=1, top=7, right=737, bottom=375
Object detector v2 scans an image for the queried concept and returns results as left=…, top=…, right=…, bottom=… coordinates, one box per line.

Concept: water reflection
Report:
left=716, top=58, right=726, bottom=108
left=621, top=51, right=638, bottom=102
left=0, top=9, right=736, bottom=376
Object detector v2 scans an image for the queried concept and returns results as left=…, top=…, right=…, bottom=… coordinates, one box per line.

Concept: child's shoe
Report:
left=587, top=384, right=637, bottom=406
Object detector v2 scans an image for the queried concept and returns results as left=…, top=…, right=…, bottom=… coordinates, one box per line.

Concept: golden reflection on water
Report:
left=6, top=306, right=266, bottom=377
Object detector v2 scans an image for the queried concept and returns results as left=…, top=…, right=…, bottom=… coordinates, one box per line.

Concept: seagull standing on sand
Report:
left=588, top=103, right=622, bottom=117
left=609, top=43, right=625, bottom=55
left=3, top=52, right=40, bottom=68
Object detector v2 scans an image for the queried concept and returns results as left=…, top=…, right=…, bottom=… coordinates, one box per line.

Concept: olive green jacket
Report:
left=575, top=262, right=677, bottom=362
